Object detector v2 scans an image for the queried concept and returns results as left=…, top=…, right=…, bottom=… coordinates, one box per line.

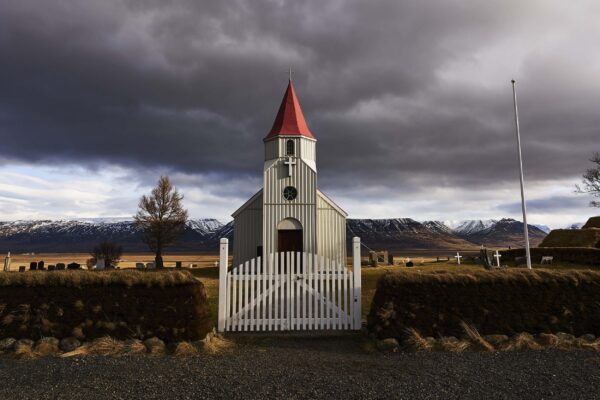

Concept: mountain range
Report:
left=0, top=218, right=552, bottom=253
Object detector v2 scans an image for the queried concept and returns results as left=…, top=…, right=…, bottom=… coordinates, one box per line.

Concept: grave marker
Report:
left=3, top=252, right=10, bottom=272
left=494, top=250, right=502, bottom=267
left=454, top=252, right=463, bottom=265
left=95, top=258, right=105, bottom=270
left=67, top=262, right=81, bottom=270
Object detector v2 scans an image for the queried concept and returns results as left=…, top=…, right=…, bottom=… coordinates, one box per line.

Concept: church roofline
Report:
left=264, top=80, right=316, bottom=141
left=263, top=134, right=317, bottom=143
left=231, top=189, right=263, bottom=218
left=317, top=189, right=348, bottom=217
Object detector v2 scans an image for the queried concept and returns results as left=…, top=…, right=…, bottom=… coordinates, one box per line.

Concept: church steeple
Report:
left=264, top=80, right=315, bottom=141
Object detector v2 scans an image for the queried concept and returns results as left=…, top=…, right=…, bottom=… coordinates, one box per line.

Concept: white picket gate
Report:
left=218, top=237, right=362, bottom=332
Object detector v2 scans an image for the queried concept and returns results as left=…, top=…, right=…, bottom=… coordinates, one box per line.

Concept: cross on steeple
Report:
left=289, top=67, right=292, bottom=81
left=284, top=156, right=296, bottom=177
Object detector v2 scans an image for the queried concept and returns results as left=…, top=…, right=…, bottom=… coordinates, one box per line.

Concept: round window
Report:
left=283, top=186, right=298, bottom=201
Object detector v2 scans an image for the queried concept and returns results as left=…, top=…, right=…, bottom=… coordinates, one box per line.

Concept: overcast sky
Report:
left=1, top=0, right=598, bottom=228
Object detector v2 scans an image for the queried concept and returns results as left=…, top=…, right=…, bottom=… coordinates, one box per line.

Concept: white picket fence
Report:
left=218, top=237, right=362, bottom=332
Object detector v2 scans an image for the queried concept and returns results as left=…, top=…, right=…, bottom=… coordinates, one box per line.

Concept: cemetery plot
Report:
left=3, top=253, right=220, bottom=271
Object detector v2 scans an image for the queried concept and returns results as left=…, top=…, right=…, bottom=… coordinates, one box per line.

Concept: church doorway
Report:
left=277, top=218, right=303, bottom=253
left=278, top=229, right=303, bottom=253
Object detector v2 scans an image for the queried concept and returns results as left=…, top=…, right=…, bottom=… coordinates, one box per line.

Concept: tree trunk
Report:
left=155, top=249, right=164, bottom=268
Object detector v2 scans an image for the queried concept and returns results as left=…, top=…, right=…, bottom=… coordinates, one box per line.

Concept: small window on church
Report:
left=283, top=186, right=298, bottom=201
left=286, top=139, right=295, bottom=156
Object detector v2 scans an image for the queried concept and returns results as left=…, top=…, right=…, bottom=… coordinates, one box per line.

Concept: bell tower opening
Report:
left=286, top=139, right=295, bottom=156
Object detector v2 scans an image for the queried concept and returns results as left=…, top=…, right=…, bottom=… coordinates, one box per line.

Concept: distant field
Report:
left=6, top=253, right=221, bottom=271
left=5, top=249, right=486, bottom=270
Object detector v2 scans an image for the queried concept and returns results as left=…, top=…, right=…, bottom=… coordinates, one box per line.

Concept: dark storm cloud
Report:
left=496, top=195, right=591, bottom=214
left=0, top=0, right=598, bottom=193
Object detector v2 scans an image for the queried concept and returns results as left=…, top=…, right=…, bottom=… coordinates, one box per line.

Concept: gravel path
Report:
left=1, top=334, right=599, bottom=400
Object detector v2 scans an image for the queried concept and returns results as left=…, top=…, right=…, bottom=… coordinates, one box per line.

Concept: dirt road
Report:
left=1, top=335, right=599, bottom=399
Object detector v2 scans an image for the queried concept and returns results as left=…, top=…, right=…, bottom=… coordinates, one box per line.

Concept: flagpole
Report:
left=511, top=80, right=532, bottom=269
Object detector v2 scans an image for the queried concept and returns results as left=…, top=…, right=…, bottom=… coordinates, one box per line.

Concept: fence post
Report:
left=352, top=237, right=362, bottom=330
left=217, top=238, right=229, bottom=332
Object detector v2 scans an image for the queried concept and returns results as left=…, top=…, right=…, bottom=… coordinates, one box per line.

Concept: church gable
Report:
left=316, top=190, right=347, bottom=262
left=232, top=189, right=263, bottom=265
left=317, top=190, right=348, bottom=217
left=263, top=159, right=316, bottom=205
left=231, top=189, right=263, bottom=218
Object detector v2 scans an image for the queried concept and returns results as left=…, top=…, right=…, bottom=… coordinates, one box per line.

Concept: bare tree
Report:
left=90, top=240, right=123, bottom=269
left=134, top=176, right=188, bottom=268
left=576, top=152, right=600, bottom=208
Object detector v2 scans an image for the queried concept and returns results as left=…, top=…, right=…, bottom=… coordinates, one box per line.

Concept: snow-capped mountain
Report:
left=431, top=218, right=547, bottom=248
left=421, top=221, right=455, bottom=235
left=347, top=218, right=475, bottom=250
left=446, top=220, right=498, bottom=236
left=0, top=217, right=547, bottom=253
left=0, top=218, right=230, bottom=252
left=566, top=223, right=584, bottom=230
left=533, top=224, right=552, bottom=234
left=186, top=218, right=227, bottom=235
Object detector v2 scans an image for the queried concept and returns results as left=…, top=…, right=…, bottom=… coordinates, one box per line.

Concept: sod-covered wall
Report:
left=501, top=247, right=600, bottom=265
left=538, top=229, right=600, bottom=248
left=0, top=270, right=211, bottom=342
left=582, top=216, right=600, bottom=229
left=368, top=269, right=600, bottom=341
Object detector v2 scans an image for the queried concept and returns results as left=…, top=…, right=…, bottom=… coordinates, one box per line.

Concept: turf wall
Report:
left=368, top=269, right=600, bottom=340
left=583, top=216, right=600, bottom=229
left=538, top=229, right=600, bottom=248
left=0, top=270, right=211, bottom=342
left=501, top=247, right=600, bottom=265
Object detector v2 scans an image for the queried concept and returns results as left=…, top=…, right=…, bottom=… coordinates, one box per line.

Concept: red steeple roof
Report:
left=264, top=80, right=315, bottom=140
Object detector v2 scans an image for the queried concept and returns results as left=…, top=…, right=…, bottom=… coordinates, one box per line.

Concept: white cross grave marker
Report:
left=284, top=156, right=296, bottom=177
left=3, top=252, right=10, bottom=272
left=455, top=252, right=462, bottom=265
left=494, top=250, right=502, bottom=267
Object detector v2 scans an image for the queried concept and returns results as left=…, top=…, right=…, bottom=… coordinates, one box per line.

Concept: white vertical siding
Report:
left=264, top=139, right=279, bottom=160
left=264, top=137, right=316, bottom=163
left=233, top=192, right=263, bottom=266
left=263, top=158, right=317, bottom=257
left=235, top=132, right=341, bottom=267
left=317, top=193, right=347, bottom=263
left=299, top=138, right=316, bottom=162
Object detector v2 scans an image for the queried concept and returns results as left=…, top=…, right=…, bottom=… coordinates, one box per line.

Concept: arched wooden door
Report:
left=277, top=218, right=303, bottom=272
left=277, top=218, right=303, bottom=253
left=277, top=230, right=303, bottom=253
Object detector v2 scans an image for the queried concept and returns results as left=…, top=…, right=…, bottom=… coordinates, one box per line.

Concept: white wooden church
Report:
left=232, top=79, right=348, bottom=267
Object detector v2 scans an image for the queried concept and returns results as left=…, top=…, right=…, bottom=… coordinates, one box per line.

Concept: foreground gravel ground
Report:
left=1, top=334, right=600, bottom=400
